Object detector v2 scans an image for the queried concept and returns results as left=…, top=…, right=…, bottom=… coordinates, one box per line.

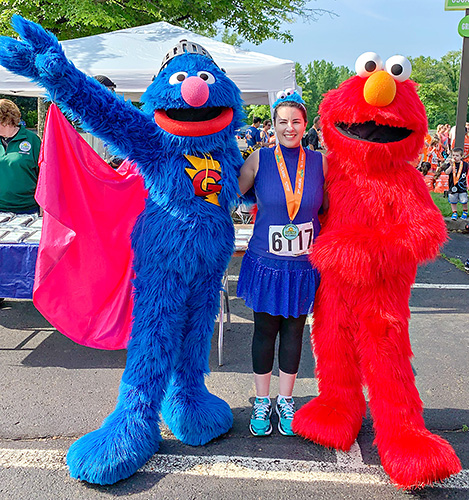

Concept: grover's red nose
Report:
left=181, top=76, right=209, bottom=107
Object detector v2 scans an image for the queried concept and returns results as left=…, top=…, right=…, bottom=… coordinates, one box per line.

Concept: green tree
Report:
left=244, top=105, right=270, bottom=124
left=0, top=0, right=335, bottom=44
left=409, top=51, right=462, bottom=128
left=296, top=60, right=353, bottom=127
left=417, top=83, right=457, bottom=128
left=408, top=55, right=443, bottom=85
left=440, top=51, right=461, bottom=93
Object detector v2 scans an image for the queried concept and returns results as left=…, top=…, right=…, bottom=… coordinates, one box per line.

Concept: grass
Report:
left=430, top=191, right=468, bottom=218
left=440, top=253, right=467, bottom=272
left=430, top=192, right=457, bottom=217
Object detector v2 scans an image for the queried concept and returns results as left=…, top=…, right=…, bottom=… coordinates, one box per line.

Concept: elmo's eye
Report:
left=355, top=52, right=383, bottom=78
left=276, top=90, right=287, bottom=100
left=385, top=55, right=412, bottom=82
left=197, top=71, right=215, bottom=84
left=169, top=72, right=188, bottom=84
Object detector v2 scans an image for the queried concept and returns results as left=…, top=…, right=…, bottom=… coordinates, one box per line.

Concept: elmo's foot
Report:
left=292, top=396, right=364, bottom=451
left=379, top=429, right=461, bottom=489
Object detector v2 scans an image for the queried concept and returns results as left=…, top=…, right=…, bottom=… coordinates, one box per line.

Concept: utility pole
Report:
left=455, top=7, right=469, bottom=149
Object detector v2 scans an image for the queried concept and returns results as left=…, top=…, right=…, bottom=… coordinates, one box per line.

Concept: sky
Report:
left=241, top=0, right=466, bottom=69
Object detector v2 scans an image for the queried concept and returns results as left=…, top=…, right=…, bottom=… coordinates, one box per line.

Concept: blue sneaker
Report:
left=276, top=397, right=296, bottom=436
left=250, top=397, right=272, bottom=436
left=451, top=212, right=458, bottom=220
left=462, top=211, right=468, bottom=220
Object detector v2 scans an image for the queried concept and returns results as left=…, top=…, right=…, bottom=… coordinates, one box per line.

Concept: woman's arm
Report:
left=321, top=154, right=329, bottom=212
left=238, top=149, right=260, bottom=195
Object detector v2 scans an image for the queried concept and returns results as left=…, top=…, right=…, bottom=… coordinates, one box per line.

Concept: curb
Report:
left=444, top=217, right=469, bottom=233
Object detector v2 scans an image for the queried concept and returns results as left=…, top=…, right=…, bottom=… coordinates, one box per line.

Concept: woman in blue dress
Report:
left=237, top=90, right=327, bottom=437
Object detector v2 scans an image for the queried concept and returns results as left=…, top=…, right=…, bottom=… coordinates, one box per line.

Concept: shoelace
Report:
left=278, top=399, right=295, bottom=419
left=253, top=400, right=271, bottom=420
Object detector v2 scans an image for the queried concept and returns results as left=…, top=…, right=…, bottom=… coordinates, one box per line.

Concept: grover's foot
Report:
left=378, top=429, right=462, bottom=489
left=67, top=408, right=161, bottom=485
left=292, top=396, right=364, bottom=451
left=162, top=385, right=233, bottom=446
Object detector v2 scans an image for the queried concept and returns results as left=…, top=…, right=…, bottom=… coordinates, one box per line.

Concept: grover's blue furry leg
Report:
left=67, top=269, right=188, bottom=485
left=162, top=272, right=233, bottom=446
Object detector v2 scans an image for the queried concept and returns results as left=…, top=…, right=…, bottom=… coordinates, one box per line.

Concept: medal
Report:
left=451, top=186, right=458, bottom=193
left=274, top=144, right=306, bottom=240
left=282, top=223, right=299, bottom=240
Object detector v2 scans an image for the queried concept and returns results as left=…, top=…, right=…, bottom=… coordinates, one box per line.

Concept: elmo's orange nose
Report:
left=363, top=71, right=396, bottom=107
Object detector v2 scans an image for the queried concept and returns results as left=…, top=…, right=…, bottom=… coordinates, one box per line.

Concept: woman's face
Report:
left=274, top=106, right=306, bottom=148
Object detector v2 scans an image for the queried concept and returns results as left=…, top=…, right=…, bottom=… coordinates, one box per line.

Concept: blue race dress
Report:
left=237, top=145, right=324, bottom=318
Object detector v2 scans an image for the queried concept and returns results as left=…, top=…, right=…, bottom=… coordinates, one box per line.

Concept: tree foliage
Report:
left=0, top=0, right=335, bottom=43
left=409, top=51, right=461, bottom=128
left=244, top=105, right=270, bottom=124
left=296, top=60, right=353, bottom=128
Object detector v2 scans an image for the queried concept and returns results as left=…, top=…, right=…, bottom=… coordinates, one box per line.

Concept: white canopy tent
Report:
left=0, top=21, right=297, bottom=106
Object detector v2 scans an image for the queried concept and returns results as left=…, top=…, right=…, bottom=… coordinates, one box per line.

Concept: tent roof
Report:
left=0, top=21, right=297, bottom=104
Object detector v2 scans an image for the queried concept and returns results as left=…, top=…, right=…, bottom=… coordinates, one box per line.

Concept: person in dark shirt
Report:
left=444, top=147, right=468, bottom=220
left=306, top=116, right=322, bottom=151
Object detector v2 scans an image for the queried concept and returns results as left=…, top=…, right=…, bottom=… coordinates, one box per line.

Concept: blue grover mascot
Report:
left=0, top=16, right=244, bottom=484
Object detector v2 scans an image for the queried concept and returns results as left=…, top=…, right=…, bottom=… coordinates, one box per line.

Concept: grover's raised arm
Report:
left=0, top=16, right=158, bottom=164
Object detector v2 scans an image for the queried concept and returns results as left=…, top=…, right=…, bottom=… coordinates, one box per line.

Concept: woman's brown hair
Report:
left=0, top=99, right=21, bottom=127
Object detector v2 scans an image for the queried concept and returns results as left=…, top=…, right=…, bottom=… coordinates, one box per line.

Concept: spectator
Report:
left=245, top=117, right=262, bottom=148
left=428, top=135, right=444, bottom=172
left=444, top=147, right=468, bottom=220
left=260, top=119, right=272, bottom=146
left=305, top=116, right=322, bottom=151
left=94, top=74, right=117, bottom=92
left=0, top=99, right=41, bottom=214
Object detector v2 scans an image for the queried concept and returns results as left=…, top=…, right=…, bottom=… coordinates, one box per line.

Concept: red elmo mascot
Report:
left=292, top=53, right=461, bottom=489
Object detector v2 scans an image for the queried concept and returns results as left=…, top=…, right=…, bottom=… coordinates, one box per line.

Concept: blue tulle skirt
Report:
left=237, top=250, right=320, bottom=318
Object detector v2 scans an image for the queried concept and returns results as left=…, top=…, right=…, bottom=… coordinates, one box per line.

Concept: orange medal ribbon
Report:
left=453, top=161, right=464, bottom=185
left=274, top=144, right=306, bottom=222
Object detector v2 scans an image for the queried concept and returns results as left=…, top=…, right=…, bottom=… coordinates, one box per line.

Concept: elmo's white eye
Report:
left=385, top=55, right=412, bottom=82
left=285, top=87, right=295, bottom=96
left=197, top=71, right=215, bottom=84
left=169, top=71, right=188, bottom=84
left=276, top=90, right=287, bottom=99
left=355, top=52, right=383, bottom=78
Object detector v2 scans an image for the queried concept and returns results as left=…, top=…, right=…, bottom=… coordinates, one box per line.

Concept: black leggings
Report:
left=252, top=311, right=307, bottom=375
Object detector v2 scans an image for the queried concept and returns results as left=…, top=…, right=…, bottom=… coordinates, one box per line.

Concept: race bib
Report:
left=268, top=221, right=314, bottom=257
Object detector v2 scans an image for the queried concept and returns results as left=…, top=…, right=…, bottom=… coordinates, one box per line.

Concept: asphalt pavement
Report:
left=0, top=231, right=468, bottom=499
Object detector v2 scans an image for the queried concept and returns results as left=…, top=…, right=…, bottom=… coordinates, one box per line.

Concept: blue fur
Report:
left=272, top=90, right=304, bottom=109
left=0, top=16, right=244, bottom=485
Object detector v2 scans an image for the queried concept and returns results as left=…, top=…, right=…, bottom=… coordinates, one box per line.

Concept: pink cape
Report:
left=33, top=104, right=146, bottom=350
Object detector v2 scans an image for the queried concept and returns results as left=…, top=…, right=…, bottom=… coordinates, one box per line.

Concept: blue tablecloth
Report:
left=0, top=243, right=38, bottom=299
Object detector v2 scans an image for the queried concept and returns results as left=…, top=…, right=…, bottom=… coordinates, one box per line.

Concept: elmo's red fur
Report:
left=292, top=71, right=462, bottom=489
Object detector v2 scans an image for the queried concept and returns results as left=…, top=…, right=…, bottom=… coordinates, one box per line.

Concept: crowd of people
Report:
left=418, top=122, right=468, bottom=221
left=244, top=114, right=324, bottom=153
